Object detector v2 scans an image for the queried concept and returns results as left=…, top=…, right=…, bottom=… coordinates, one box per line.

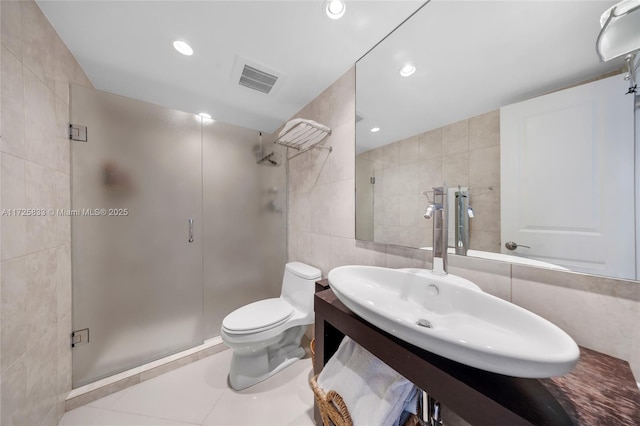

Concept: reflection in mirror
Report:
left=355, top=1, right=640, bottom=280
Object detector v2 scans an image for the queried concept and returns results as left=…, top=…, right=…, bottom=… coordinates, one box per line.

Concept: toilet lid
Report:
left=222, top=298, right=294, bottom=333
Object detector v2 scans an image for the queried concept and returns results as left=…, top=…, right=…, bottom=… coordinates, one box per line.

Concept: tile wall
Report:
left=1, top=1, right=93, bottom=424
left=287, top=67, right=640, bottom=381
left=356, top=110, right=501, bottom=251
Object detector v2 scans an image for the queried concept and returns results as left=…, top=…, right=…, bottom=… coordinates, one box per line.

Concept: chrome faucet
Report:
left=423, top=186, right=448, bottom=275
left=454, top=188, right=474, bottom=256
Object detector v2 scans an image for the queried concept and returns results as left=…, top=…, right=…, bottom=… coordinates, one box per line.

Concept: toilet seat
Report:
left=222, top=298, right=294, bottom=334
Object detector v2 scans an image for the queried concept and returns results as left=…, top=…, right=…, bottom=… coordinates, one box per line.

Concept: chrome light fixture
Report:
left=596, top=0, right=640, bottom=94
left=596, top=0, right=640, bottom=61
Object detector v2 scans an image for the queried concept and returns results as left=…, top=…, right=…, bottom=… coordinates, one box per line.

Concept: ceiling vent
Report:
left=231, top=56, right=283, bottom=95
left=239, top=65, right=278, bottom=94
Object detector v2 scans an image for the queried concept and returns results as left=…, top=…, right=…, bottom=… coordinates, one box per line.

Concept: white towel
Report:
left=317, top=337, right=418, bottom=425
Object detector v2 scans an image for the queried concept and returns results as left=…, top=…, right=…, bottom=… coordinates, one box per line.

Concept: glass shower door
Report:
left=70, top=86, right=203, bottom=387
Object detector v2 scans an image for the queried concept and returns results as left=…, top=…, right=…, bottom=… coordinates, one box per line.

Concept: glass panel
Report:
left=202, top=121, right=287, bottom=338
left=71, top=86, right=203, bottom=387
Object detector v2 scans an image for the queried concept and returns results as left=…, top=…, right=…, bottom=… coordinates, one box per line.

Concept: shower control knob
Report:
left=505, top=241, right=531, bottom=251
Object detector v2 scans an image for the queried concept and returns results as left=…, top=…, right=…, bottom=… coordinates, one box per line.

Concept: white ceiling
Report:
left=36, top=0, right=423, bottom=133
left=355, top=0, right=625, bottom=152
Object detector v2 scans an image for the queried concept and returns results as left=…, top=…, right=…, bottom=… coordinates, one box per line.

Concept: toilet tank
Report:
left=281, top=262, right=321, bottom=318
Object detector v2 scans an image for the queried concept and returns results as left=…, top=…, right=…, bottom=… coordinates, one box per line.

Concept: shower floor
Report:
left=60, top=349, right=315, bottom=425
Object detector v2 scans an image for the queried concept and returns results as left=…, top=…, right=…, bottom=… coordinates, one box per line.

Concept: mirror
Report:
left=355, top=1, right=639, bottom=280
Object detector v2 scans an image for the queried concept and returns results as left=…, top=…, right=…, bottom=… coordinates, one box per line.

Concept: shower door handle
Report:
left=188, top=218, right=194, bottom=243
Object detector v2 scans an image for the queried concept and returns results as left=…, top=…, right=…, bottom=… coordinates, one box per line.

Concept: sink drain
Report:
left=416, top=319, right=433, bottom=329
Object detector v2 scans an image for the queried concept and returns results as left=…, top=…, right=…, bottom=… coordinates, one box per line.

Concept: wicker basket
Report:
left=310, top=374, right=353, bottom=426
left=310, top=374, right=423, bottom=426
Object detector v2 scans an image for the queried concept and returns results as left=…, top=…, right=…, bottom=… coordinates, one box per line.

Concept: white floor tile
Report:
left=104, top=351, right=231, bottom=424
left=59, top=406, right=198, bottom=426
left=202, top=357, right=315, bottom=426
left=61, top=349, right=316, bottom=426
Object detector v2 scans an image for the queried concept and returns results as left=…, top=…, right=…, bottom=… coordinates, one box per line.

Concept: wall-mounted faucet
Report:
left=454, top=188, right=474, bottom=256
left=423, top=186, right=448, bottom=275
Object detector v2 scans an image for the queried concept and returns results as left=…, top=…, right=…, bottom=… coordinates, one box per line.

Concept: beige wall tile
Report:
left=25, top=330, right=58, bottom=425
left=385, top=245, right=429, bottom=269
left=57, top=244, right=72, bottom=321
left=292, top=68, right=354, bottom=132
left=1, top=47, right=25, bottom=158
left=418, top=128, right=442, bottom=160
left=310, top=179, right=354, bottom=239
left=469, top=145, right=500, bottom=187
left=512, top=278, right=639, bottom=373
left=25, top=162, right=70, bottom=253
left=287, top=229, right=314, bottom=267
left=24, top=67, right=60, bottom=171
left=381, top=162, right=421, bottom=197
left=469, top=186, right=500, bottom=233
left=57, top=313, right=72, bottom=421
left=397, top=135, right=420, bottom=166
left=468, top=110, right=499, bottom=150
left=442, top=120, right=468, bottom=156
left=1, top=154, right=27, bottom=260
left=1, top=0, right=23, bottom=61
left=1, top=354, right=28, bottom=426
left=310, top=234, right=355, bottom=277
left=418, top=157, right=443, bottom=191
left=1, top=256, right=28, bottom=373
left=21, top=0, right=56, bottom=90
left=448, top=254, right=511, bottom=301
left=288, top=190, right=312, bottom=233
left=512, top=265, right=640, bottom=301
left=353, top=240, right=387, bottom=266
left=469, top=229, right=501, bottom=252
left=0, top=1, right=86, bottom=421
left=315, top=120, right=355, bottom=186
left=442, top=152, right=469, bottom=187
left=26, top=249, right=57, bottom=344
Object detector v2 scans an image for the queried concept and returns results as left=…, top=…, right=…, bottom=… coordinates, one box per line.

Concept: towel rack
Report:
left=274, top=119, right=332, bottom=159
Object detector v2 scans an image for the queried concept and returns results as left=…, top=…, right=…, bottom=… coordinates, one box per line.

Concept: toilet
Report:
left=221, top=262, right=321, bottom=390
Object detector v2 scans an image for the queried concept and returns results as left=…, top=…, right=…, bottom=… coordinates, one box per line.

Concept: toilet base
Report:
left=228, top=325, right=307, bottom=391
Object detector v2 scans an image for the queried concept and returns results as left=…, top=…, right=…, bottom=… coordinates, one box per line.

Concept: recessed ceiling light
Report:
left=370, top=127, right=381, bottom=133
left=400, top=63, right=416, bottom=77
left=198, top=112, right=212, bottom=119
left=173, top=40, right=193, bottom=56
left=325, top=0, right=346, bottom=20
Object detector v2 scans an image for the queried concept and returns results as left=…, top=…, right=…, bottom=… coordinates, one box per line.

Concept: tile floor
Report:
left=60, top=349, right=316, bottom=426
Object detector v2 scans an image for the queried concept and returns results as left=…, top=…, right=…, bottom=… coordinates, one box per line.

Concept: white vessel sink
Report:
left=327, top=265, right=579, bottom=378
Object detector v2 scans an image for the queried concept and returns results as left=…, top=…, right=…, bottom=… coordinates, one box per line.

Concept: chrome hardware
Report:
left=71, top=328, right=89, bottom=348
left=505, top=241, right=531, bottom=250
left=427, top=394, right=443, bottom=426
left=188, top=218, right=194, bottom=243
left=426, top=284, right=439, bottom=297
left=416, top=319, right=433, bottom=329
left=424, top=204, right=435, bottom=219
left=423, top=187, right=448, bottom=275
left=454, top=187, right=473, bottom=256
left=69, top=124, right=88, bottom=142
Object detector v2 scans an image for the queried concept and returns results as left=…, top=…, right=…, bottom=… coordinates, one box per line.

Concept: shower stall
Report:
left=70, top=85, right=287, bottom=387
